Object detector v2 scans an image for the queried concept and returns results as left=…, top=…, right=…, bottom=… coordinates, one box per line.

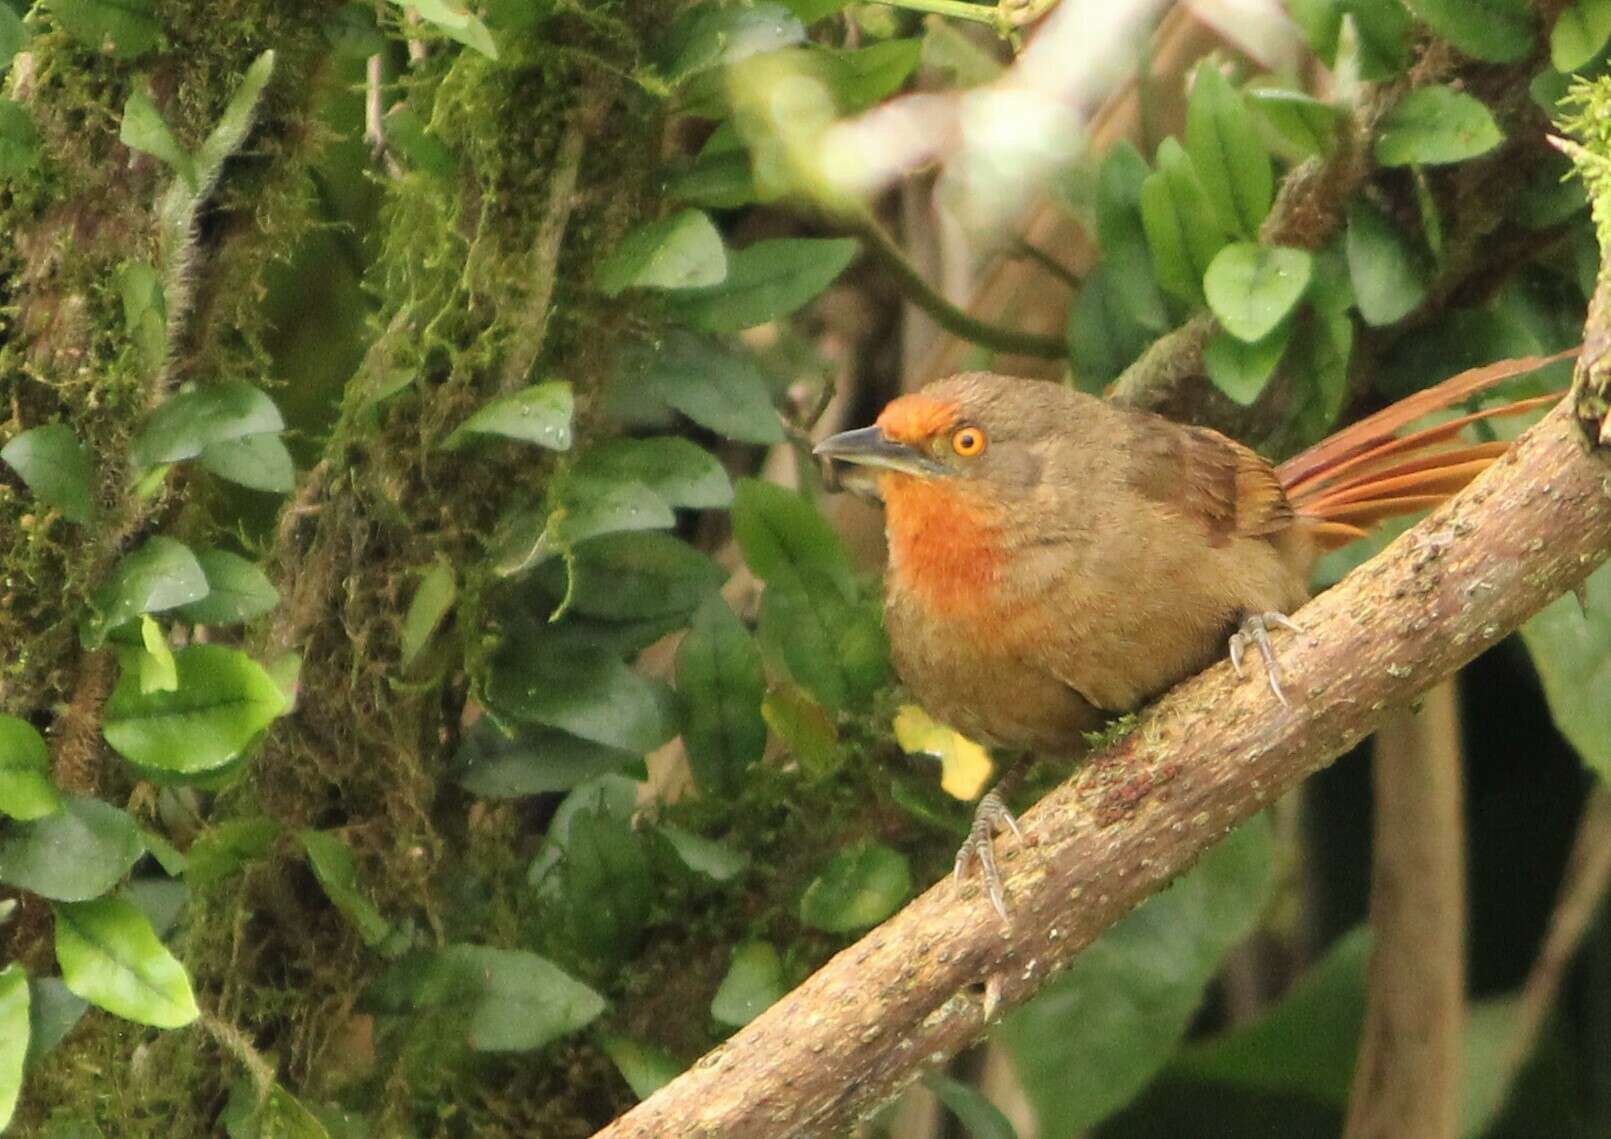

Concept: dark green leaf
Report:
left=184, top=818, right=279, bottom=886
left=756, top=580, right=886, bottom=711
left=0, top=99, right=38, bottom=178
left=444, top=381, right=573, bottom=450
left=599, top=1034, right=684, bottom=1101
left=0, top=964, right=26, bottom=1130
left=1204, top=243, right=1313, bottom=343
left=385, top=0, right=497, bottom=58
left=1204, top=322, right=1290, bottom=405
left=535, top=531, right=724, bottom=621
left=1520, top=561, right=1611, bottom=780
left=298, top=831, right=392, bottom=949
left=666, top=237, right=858, bottom=332
left=88, top=536, right=209, bottom=644
left=1185, top=65, right=1272, bottom=237
left=53, top=895, right=199, bottom=1028
left=0, top=714, right=61, bottom=821
left=486, top=640, right=677, bottom=753
left=1000, top=817, right=1274, bottom=1137
left=1346, top=200, right=1428, bottom=326
left=1403, top=0, right=1535, bottom=62
left=176, top=549, right=280, bottom=625
left=502, top=476, right=678, bottom=574
left=928, top=1073, right=1018, bottom=1139
left=550, top=803, right=653, bottom=964
left=199, top=432, right=295, bottom=493
left=382, top=105, right=457, bottom=177
left=1375, top=86, right=1504, bottom=167
left=0, top=796, right=144, bottom=901
left=798, top=841, right=911, bottom=932
left=657, top=822, right=749, bottom=882
left=1068, top=268, right=1155, bottom=386
left=1511, top=154, right=1589, bottom=230
left=323, top=3, right=387, bottom=56
left=1344, top=0, right=1412, bottom=79
left=525, top=774, right=641, bottom=892
left=666, top=149, right=758, bottom=210
left=454, top=720, right=639, bottom=797
left=575, top=437, right=733, bottom=509
left=597, top=210, right=728, bottom=296
left=25, top=977, right=87, bottom=1068
left=1140, top=138, right=1228, bottom=305
left=400, top=560, right=455, bottom=669
left=120, top=88, right=194, bottom=187
left=1, top=423, right=96, bottom=523
left=731, top=478, right=855, bottom=600
left=1246, top=88, right=1343, bottom=161
left=121, top=876, right=185, bottom=939
left=658, top=1, right=805, bottom=85
left=48, top=0, right=161, bottom=59
left=1553, top=0, right=1611, bottom=71
left=129, top=380, right=284, bottom=468
left=677, top=596, right=767, bottom=796
left=102, top=643, right=288, bottom=776
left=631, top=333, right=785, bottom=445
left=1286, top=294, right=1354, bottom=446
left=710, top=941, right=785, bottom=1027
left=1094, top=141, right=1168, bottom=333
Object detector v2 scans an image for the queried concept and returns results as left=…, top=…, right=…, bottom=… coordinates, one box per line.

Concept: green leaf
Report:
left=0, top=964, right=26, bottom=1131
left=176, top=549, right=280, bottom=625
left=1204, top=243, right=1313, bottom=343
left=1, top=423, right=97, bottom=523
left=444, top=381, right=573, bottom=450
left=48, top=0, right=161, bottom=59
left=138, top=614, right=178, bottom=694
left=762, top=684, right=839, bottom=775
left=631, top=333, right=785, bottom=445
left=120, top=88, right=195, bottom=187
left=221, top=1080, right=334, bottom=1139
left=382, top=105, right=457, bottom=177
left=1204, top=321, right=1291, bottom=405
left=666, top=149, right=758, bottom=210
left=1140, top=138, right=1228, bottom=305
left=730, top=479, right=855, bottom=600
left=927, top=1073, right=1019, bottom=1139
left=535, top=531, right=725, bottom=621
left=53, top=895, right=199, bottom=1028
left=185, top=818, right=279, bottom=886
left=818, top=39, right=922, bottom=111
left=1287, top=0, right=1341, bottom=61
left=658, top=1, right=806, bottom=85
left=710, top=941, right=785, bottom=1027
left=525, top=774, right=640, bottom=891
left=666, top=237, right=859, bottom=332
left=200, top=432, right=295, bottom=493
left=88, top=536, right=209, bottom=643
left=129, top=380, right=285, bottom=468
left=1345, top=0, right=1412, bottom=79
left=117, top=260, right=167, bottom=371
left=1519, top=561, right=1611, bottom=780
left=298, top=831, right=393, bottom=949
left=0, top=715, right=61, bottom=821
left=1286, top=290, right=1354, bottom=446
left=657, top=821, right=750, bottom=882
left=798, top=841, right=911, bottom=932
left=195, top=49, right=275, bottom=183
left=757, top=580, right=887, bottom=712
left=1068, top=268, right=1156, bottom=386
left=1094, top=141, right=1168, bottom=333
left=0, top=98, right=38, bottom=178
left=508, top=474, right=678, bottom=573
left=575, top=437, right=733, bottom=509
left=597, top=209, right=727, bottom=296
left=0, top=7, right=31, bottom=74
left=0, top=797, right=144, bottom=901
left=486, top=640, right=677, bottom=753
left=1553, top=0, right=1611, bottom=71
left=1246, top=88, right=1343, bottom=161
left=454, top=721, right=639, bottom=798
left=102, top=643, right=288, bottom=776
left=1346, top=200, right=1428, bottom=326
left=1375, top=86, right=1504, bottom=167
left=1403, top=0, right=1535, bottom=62
left=374, top=945, right=604, bottom=1051
left=1000, top=816, right=1274, bottom=1137
left=599, top=1035, right=684, bottom=1101
left=1185, top=65, right=1273, bottom=237
left=676, top=596, right=767, bottom=796
left=400, top=560, right=456, bottom=669
left=551, top=803, right=653, bottom=964
left=385, top=0, right=497, bottom=58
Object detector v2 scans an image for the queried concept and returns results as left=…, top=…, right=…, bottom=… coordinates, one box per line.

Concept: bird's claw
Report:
left=954, top=789, right=1023, bottom=924
left=1229, top=611, right=1303, bottom=707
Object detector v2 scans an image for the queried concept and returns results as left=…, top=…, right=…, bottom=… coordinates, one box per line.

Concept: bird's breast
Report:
left=879, top=475, right=1010, bottom=623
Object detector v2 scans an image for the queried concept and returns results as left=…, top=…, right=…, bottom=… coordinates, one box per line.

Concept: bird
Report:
left=814, top=359, right=1563, bottom=919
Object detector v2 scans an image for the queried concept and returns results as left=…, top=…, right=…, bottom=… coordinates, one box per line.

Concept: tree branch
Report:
left=592, top=398, right=1611, bottom=1139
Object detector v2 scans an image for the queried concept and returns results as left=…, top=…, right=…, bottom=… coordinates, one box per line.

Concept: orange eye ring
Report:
left=951, top=426, right=986, bottom=457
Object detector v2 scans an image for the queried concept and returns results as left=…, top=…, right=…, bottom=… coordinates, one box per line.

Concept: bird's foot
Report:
left=954, top=789, right=1023, bottom=924
left=1229, top=611, right=1304, bottom=707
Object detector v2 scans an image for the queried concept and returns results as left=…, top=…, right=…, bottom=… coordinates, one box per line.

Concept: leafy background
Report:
left=0, top=0, right=1610, bottom=1136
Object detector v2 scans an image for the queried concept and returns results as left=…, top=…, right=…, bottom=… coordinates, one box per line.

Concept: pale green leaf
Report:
left=658, top=821, right=750, bottom=882
left=388, top=0, right=497, bottom=57
left=0, top=797, right=144, bottom=901
left=798, top=841, right=911, bottom=932
left=1185, top=65, right=1272, bottom=237
left=574, top=437, right=733, bottom=509
left=658, top=1, right=805, bottom=85
left=1553, top=0, right=1611, bottom=71
left=130, top=380, right=284, bottom=468
left=48, top=0, right=161, bottom=59
left=200, top=432, right=295, bottom=492
left=1204, top=322, right=1290, bottom=405
left=0, top=714, right=61, bottom=821
left=710, top=941, right=785, bottom=1027
left=599, top=1034, right=684, bottom=1101
left=1, top=423, right=96, bottom=523
left=1375, top=86, right=1504, bottom=167
left=666, top=237, right=858, bottom=332
left=53, top=895, right=199, bottom=1028
left=0, top=964, right=26, bottom=1131
left=1346, top=199, right=1428, bottom=325
left=176, top=549, right=280, bottom=625
left=120, top=88, right=195, bottom=187
left=444, top=382, right=573, bottom=450
left=138, top=614, right=178, bottom=694
left=1246, top=88, right=1343, bottom=161
left=1403, top=0, right=1535, bottom=62
left=1140, top=138, right=1228, bottom=305
left=298, top=831, right=393, bottom=949
left=88, top=536, right=209, bottom=643
left=1203, top=243, right=1313, bottom=343
left=596, top=210, right=727, bottom=296
left=1519, top=561, right=1611, bottom=780
left=0, top=7, right=31, bottom=75
left=400, top=560, right=456, bottom=669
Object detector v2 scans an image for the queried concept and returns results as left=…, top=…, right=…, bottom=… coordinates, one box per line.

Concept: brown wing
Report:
left=1125, top=416, right=1292, bottom=545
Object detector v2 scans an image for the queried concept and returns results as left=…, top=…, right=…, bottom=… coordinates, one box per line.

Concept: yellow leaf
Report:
left=891, top=704, right=993, bottom=801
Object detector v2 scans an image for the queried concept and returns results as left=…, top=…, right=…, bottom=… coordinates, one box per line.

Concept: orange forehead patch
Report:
left=876, top=394, right=962, bottom=445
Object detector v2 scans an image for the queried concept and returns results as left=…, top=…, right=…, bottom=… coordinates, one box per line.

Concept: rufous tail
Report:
left=1277, top=350, right=1575, bottom=551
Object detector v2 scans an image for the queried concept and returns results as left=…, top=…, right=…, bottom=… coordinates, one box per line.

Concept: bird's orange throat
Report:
left=880, top=473, right=1007, bottom=620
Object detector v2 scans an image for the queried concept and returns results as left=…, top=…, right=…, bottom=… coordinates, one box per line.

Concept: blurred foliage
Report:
left=1, top=0, right=1610, bottom=1136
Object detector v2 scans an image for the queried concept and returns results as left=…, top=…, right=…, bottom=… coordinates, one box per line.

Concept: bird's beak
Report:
left=813, top=426, right=950, bottom=478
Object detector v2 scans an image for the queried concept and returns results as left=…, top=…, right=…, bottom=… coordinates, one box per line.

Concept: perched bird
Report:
left=815, top=361, right=1560, bottom=918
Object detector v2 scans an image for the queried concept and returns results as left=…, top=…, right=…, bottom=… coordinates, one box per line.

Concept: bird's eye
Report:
left=951, top=426, right=986, bottom=457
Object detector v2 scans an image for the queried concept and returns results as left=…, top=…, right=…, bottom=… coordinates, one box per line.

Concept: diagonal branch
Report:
left=592, top=396, right=1611, bottom=1138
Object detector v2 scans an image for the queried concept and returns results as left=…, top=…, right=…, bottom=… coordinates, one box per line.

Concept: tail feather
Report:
left=1276, top=350, right=1574, bottom=551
